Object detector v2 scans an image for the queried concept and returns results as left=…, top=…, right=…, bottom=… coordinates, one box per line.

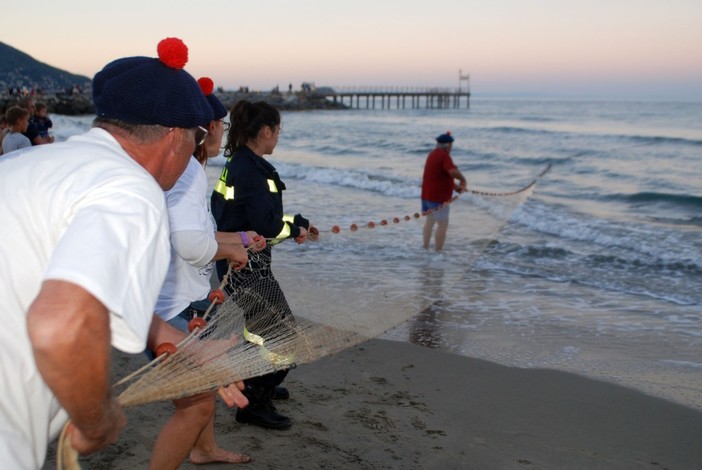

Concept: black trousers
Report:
left=244, top=369, right=289, bottom=407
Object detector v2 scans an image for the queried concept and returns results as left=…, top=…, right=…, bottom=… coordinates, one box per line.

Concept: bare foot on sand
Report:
left=189, top=448, right=252, bottom=465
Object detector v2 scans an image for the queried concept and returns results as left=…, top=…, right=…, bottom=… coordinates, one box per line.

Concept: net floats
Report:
left=154, top=342, right=177, bottom=357
left=188, top=317, right=207, bottom=332
left=322, top=209, right=429, bottom=235
left=208, top=289, right=225, bottom=305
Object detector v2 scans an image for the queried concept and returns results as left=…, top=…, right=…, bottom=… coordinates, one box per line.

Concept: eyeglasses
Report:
left=221, top=120, right=231, bottom=132
left=194, top=125, right=209, bottom=146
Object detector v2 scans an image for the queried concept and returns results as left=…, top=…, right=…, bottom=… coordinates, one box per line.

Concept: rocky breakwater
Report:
left=1, top=92, right=95, bottom=116
left=216, top=89, right=348, bottom=111
left=1, top=88, right=346, bottom=117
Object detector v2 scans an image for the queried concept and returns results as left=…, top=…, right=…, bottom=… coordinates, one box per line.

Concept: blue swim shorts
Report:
left=421, top=200, right=450, bottom=221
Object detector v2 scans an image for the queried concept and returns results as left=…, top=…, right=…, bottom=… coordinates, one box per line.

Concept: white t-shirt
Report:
left=0, top=127, right=171, bottom=468
left=1, top=131, right=32, bottom=154
left=155, top=156, right=217, bottom=321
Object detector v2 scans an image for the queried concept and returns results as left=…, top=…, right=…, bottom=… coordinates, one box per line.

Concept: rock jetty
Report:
left=1, top=89, right=346, bottom=116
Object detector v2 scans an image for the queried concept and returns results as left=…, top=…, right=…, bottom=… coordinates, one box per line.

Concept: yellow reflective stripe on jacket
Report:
left=213, top=172, right=291, bottom=242
left=214, top=180, right=234, bottom=200
left=269, top=223, right=291, bottom=245
left=267, top=179, right=278, bottom=193
left=213, top=165, right=234, bottom=199
left=215, top=176, right=276, bottom=201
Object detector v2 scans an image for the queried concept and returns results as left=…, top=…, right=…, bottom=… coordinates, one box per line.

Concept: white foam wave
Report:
left=274, top=161, right=420, bottom=198
left=512, top=200, right=702, bottom=267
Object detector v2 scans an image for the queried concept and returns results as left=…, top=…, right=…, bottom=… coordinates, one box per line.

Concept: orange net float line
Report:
left=320, top=194, right=461, bottom=235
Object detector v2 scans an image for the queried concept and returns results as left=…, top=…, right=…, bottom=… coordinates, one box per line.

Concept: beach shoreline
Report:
left=44, top=338, right=702, bottom=469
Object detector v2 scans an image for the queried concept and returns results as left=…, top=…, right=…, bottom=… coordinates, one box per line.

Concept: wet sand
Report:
left=45, top=339, right=702, bottom=469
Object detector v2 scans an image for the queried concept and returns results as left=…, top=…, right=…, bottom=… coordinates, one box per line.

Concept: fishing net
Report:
left=58, top=165, right=549, bottom=469
left=115, top=165, right=550, bottom=406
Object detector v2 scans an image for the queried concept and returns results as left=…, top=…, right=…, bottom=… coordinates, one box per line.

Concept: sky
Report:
left=2, top=0, right=702, bottom=101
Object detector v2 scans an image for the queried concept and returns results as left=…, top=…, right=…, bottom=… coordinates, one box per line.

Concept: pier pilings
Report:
left=324, top=87, right=470, bottom=110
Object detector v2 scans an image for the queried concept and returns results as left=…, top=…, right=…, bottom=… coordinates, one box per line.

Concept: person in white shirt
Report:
left=0, top=38, right=247, bottom=469
left=149, top=77, right=263, bottom=469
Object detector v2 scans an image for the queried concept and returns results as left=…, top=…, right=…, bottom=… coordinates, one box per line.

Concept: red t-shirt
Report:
left=421, top=147, right=456, bottom=203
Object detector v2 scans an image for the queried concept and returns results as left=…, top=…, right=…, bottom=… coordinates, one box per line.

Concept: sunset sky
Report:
left=3, top=0, right=701, bottom=100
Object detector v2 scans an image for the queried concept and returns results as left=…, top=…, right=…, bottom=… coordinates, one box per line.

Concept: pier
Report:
left=321, top=86, right=471, bottom=110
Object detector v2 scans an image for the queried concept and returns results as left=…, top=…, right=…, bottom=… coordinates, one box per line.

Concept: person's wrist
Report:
left=239, top=231, right=249, bottom=247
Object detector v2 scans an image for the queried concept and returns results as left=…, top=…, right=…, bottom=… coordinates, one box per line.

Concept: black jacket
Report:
left=211, top=146, right=308, bottom=241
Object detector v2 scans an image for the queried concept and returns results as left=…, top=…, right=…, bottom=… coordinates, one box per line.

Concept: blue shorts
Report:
left=421, top=200, right=450, bottom=221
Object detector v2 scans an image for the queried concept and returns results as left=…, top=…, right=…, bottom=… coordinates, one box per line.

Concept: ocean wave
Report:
left=510, top=201, right=702, bottom=267
left=478, top=241, right=701, bottom=306
left=481, top=125, right=558, bottom=136
left=627, top=134, right=702, bottom=147
left=608, top=191, right=702, bottom=209
left=274, top=161, right=419, bottom=198
left=471, top=123, right=702, bottom=148
left=494, top=239, right=701, bottom=276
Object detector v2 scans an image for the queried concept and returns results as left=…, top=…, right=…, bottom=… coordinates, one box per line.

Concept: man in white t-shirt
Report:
left=0, top=37, right=246, bottom=469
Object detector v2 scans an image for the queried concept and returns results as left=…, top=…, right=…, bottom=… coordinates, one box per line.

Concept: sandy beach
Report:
left=43, top=338, right=702, bottom=470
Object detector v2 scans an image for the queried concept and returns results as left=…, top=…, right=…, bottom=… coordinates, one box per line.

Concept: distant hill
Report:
left=0, top=41, right=91, bottom=94
left=0, top=42, right=343, bottom=115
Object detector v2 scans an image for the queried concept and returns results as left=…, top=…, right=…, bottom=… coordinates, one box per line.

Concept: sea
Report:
left=51, top=98, right=702, bottom=411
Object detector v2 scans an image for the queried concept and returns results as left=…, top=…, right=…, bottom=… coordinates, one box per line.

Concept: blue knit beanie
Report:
left=197, top=77, right=228, bottom=120
left=436, top=131, right=454, bottom=144
left=92, top=37, right=213, bottom=128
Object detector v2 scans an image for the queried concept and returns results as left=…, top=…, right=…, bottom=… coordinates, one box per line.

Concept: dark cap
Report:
left=92, top=37, right=213, bottom=128
left=436, top=131, right=454, bottom=144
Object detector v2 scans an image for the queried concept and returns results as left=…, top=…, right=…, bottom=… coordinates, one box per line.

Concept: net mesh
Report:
left=115, top=167, right=548, bottom=407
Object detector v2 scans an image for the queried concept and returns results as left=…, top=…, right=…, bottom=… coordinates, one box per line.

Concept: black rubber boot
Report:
left=236, top=384, right=292, bottom=429
left=272, top=385, right=290, bottom=400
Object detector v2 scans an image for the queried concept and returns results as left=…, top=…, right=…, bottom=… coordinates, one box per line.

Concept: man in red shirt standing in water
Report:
left=421, top=131, right=468, bottom=252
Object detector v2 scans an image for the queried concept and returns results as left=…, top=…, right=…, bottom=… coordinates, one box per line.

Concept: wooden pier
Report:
left=320, top=86, right=471, bottom=110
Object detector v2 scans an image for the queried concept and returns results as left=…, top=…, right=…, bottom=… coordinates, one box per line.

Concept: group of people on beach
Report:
left=0, top=37, right=315, bottom=469
left=0, top=36, right=466, bottom=469
left=0, top=97, right=55, bottom=155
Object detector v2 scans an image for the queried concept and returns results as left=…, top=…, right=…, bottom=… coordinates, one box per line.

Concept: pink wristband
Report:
left=239, top=231, right=249, bottom=247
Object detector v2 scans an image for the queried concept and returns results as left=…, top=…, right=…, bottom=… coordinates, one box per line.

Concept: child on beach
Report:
left=31, top=102, right=53, bottom=139
left=1, top=106, right=32, bottom=154
left=18, top=97, right=54, bottom=145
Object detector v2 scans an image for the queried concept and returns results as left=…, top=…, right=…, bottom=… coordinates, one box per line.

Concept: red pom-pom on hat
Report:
left=157, top=37, right=188, bottom=69
left=198, top=77, right=215, bottom=96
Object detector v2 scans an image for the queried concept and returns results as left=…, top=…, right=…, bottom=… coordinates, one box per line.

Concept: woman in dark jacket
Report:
left=211, top=100, right=312, bottom=430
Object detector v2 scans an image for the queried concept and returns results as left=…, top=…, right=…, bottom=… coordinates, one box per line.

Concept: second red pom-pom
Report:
left=197, top=77, right=214, bottom=96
